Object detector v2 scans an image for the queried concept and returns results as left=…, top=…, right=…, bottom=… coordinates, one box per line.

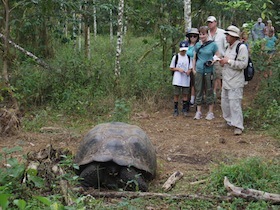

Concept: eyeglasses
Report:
left=189, top=35, right=198, bottom=38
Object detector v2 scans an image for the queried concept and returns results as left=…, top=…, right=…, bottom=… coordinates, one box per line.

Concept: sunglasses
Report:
left=189, top=35, right=198, bottom=38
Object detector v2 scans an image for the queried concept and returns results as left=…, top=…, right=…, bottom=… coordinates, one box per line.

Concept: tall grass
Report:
left=12, top=36, right=172, bottom=119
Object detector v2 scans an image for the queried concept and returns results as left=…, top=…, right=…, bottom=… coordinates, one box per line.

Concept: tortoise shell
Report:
left=74, top=122, right=157, bottom=179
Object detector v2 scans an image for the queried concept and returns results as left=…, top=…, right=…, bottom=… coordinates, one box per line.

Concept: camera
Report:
left=204, top=60, right=213, bottom=67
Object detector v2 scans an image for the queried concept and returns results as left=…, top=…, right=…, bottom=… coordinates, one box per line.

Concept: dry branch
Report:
left=162, top=171, right=183, bottom=192
left=0, top=33, right=51, bottom=70
left=137, top=42, right=160, bottom=63
left=224, top=176, right=280, bottom=204
left=81, top=189, right=232, bottom=202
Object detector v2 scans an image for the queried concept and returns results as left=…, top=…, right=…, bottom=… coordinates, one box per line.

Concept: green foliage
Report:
left=246, top=48, right=280, bottom=139
left=209, top=157, right=280, bottom=194
left=12, top=36, right=170, bottom=119
left=110, top=98, right=131, bottom=123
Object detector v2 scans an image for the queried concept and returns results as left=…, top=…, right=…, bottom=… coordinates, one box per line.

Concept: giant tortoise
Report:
left=74, top=122, right=157, bottom=191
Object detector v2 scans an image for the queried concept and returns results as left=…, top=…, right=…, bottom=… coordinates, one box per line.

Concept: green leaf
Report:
left=2, top=146, right=22, bottom=154
left=13, top=199, right=27, bottom=210
left=28, top=175, right=45, bottom=188
left=26, top=168, right=38, bottom=176
left=0, top=194, right=12, bottom=210
left=34, top=196, right=51, bottom=206
left=50, top=202, right=64, bottom=210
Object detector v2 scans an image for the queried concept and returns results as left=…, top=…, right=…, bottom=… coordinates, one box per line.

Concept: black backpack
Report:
left=234, top=43, right=254, bottom=81
left=171, top=53, right=191, bottom=76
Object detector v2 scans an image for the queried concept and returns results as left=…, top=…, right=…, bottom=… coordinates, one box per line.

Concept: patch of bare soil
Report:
left=0, top=71, right=279, bottom=191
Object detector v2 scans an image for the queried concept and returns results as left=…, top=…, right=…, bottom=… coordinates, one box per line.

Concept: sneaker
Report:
left=205, top=112, right=215, bottom=120
left=227, top=121, right=232, bottom=127
left=193, top=111, right=202, bottom=120
left=173, top=109, right=179, bottom=117
left=234, top=128, right=242, bottom=135
left=182, top=109, right=188, bottom=117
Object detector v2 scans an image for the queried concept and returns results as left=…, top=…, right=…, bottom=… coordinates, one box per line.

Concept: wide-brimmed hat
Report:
left=179, top=41, right=188, bottom=51
left=206, top=16, right=216, bottom=22
left=186, top=28, right=199, bottom=36
left=224, top=25, right=240, bottom=38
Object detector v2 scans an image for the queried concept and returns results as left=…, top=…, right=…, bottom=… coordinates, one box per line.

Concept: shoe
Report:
left=205, top=112, right=215, bottom=120
left=234, top=128, right=242, bottom=135
left=193, top=111, right=202, bottom=120
left=182, top=109, right=188, bottom=117
left=173, top=109, right=179, bottom=117
left=227, top=121, right=232, bottom=127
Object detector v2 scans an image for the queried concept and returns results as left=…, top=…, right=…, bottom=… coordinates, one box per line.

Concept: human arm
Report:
left=219, top=44, right=248, bottom=70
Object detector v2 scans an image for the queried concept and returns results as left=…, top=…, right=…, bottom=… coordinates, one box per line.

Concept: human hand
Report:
left=219, top=57, right=230, bottom=66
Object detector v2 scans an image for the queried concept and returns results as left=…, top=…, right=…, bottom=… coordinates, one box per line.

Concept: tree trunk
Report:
left=110, top=8, right=113, bottom=43
left=93, top=0, right=97, bottom=39
left=184, top=0, right=192, bottom=33
left=2, top=0, right=10, bottom=82
left=0, top=33, right=51, bottom=70
left=114, top=0, right=124, bottom=77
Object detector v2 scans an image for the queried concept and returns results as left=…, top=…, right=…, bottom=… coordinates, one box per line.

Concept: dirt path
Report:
left=0, top=72, right=279, bottom=190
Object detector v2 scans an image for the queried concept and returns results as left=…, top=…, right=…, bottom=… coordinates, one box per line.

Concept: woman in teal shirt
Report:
left=192, top=26, right=219, bottom=120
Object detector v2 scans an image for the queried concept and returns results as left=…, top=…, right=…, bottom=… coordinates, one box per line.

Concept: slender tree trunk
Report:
left=93, top=0, right=97, bottom=39
left=110, top=7, right=113, bottom=43
left=114, top=0, right=124, bottom=77
left=2, top=0, right=10, bottom=82
left=1, top=0, right=19, bottom=111
left=78, top=7, right=82, bottom=51
left=184, top=0, right=192, bottom=33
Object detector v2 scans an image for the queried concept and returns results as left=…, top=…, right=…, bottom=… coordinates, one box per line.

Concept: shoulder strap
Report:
left=175, top=54, right=179, bottom=67
left=234, top=43, right=242, bottom=60
left=175, top=54, right=191, bottom=67
left=196, top=40, right=214, bottom=60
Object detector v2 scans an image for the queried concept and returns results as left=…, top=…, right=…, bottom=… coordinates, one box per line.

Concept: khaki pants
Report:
left=194, top=72, right=214, bottom=105
left=221, top=88, right=244, bottom=130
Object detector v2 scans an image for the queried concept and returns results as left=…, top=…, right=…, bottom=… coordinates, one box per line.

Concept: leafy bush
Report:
left=12, top=36, right=170, bottom=117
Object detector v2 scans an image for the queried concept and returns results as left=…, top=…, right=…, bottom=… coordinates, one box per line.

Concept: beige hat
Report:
left=267, top=20, right=272, bottom=23
left=258, top=18, right=262, bottom=22
left=186, top=28, right=199, bottom=35
left=207, top=16, right=216, bottom=22
left=224, top=25, right=240, bottom=38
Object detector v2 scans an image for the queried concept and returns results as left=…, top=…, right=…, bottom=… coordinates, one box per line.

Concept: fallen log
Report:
left=224, top=176, right=280, bottom=204
left=162, top=171, right=183, bottom=192
left=81, top=189, right=232, bottom=202
left=0, top=33, right=51, bottom=70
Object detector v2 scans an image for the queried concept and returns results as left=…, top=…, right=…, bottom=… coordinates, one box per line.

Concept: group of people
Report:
left=170, top=16, right=249, bottom=135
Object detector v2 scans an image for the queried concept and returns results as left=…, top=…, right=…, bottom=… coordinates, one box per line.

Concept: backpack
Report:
left=234, top=43, right=254, bottom=81
left=171, top=53, right=191, bottom=76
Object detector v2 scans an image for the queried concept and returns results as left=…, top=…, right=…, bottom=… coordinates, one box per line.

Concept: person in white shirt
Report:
left=170, top=41, right=193, bottom=117
left=219, top=25, right=249, bottom=135
left=207, top=16, right=227, bottom=100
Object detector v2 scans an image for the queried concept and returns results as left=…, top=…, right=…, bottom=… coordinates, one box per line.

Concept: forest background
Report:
left=0, top=0, right=280, bottom=209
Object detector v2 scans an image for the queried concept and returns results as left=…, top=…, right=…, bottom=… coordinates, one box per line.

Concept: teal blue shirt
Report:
left=265, top=36, right=277, bottom=51
left=194, top=41, right=218, bottom=73
left=187, top=45, right=195, bottom=59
